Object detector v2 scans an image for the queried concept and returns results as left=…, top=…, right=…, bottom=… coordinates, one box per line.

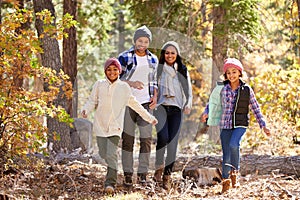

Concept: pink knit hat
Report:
left=223, top=58, right=243, bottom=73
left=104, top=57, right=122, bottom=72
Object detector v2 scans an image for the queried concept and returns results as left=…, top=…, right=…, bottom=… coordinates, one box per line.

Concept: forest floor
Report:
left=1, top=124, right=300, bottom=200
left=1, top=149, right=299, bottom=200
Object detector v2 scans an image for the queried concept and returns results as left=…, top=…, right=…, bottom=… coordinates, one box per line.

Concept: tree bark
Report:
left=212, top=3, right=228, bottom=88
left=33, top=0, right=72, bottom=153
left=63, top=0, right=77, bottom=118
left=118, top=0, right=125, bottom=53
left=174, top=154, right=300, bottom=177
left=296, top=0, right=300, bottom=58
left=209, top=2, right=228, bottom=143
left=13, top=0, right=31, bottom=90
left=297, top=0, right=300, bottom=20
left=0, top=1, right=2, bottom=24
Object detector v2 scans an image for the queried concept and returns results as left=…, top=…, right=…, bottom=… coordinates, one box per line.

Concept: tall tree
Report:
left=33, top=0, right=72, bottom=152
left=63, top=0, right=77, bottom=118
left=295, top=0, right=300, bottom=59
left=0, top=0, right=3, bottom=23
left=210, top=0, right=261, bottom=86
left=297, top=0, right=300, bottom=18
left=211, top=1, right=228, bottom=88
left=207, top=1, right=229, bottom=143
left=118, top=0, right=125, bottom=53
left=203, top=0, right=262, bottom=142
left=14, top=0, right=31, bottom=89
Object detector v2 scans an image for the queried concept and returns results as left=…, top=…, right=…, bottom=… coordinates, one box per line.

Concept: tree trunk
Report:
left=297, top=0, right=300, bottom=21
left=33, top=0, right=72, bottom=153
left=13, top=0, right=30, bottom=89
left=174, top=154, right=300, bottom=177
left=63, top=0, right=77, bottom=118
left=296, top=0, right=300, bottom=58
left=118, top=0, right=125, bottom=53
left=209, top=3, right=228, bottom=143
left=212, top=4, right=228, bottom=87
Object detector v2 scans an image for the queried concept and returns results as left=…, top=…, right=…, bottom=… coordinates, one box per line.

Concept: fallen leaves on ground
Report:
left=0, top=155, right=299, bottom=200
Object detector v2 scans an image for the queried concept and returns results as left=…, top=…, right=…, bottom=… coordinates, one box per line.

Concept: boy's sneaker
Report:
left=123, top=174, right=133, bottom=187
left=104, top=185, right=114, bottom=195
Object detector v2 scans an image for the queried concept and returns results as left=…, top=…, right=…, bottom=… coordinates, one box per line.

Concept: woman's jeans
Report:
left=97, top=136, right=120, bottom=187
left=220, top=128, right=246, bottom=179
left=154, top=105, right=182, bottom=175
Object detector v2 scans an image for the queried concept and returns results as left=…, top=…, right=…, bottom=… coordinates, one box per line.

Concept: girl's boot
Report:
left=230, top=170, right=240, bottom=188
left=221, top=178, right=231, bottom=193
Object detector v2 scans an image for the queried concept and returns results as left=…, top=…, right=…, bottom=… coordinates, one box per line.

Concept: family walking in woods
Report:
left=81, top=25, right=271, bottom=195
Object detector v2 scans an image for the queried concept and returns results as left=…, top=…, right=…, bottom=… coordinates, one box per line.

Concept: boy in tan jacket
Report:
left=81, top=58, right=157, bottom=194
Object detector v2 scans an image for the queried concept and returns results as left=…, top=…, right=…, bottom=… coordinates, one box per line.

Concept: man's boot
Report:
left=137, top=173, right=147, bottom=186
left=162, top=175, right=171, bottom=191
left=153, top=167, right=163, bottom=183
left=123, top=173, right=133, bottom=187
left=221, top=178, right=231, bottom=193
left=230, top=170, right=240, bottom=188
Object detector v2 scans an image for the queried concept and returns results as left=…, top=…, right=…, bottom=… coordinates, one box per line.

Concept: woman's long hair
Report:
left=157, top=48, right=186, bottom=80
left=157, top=45, right=189, bottom=103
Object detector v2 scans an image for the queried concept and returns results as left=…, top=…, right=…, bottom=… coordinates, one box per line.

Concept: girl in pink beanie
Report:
left=202, top=58, right=271, bottom=193
left=223, top=58, right=244, bottom=74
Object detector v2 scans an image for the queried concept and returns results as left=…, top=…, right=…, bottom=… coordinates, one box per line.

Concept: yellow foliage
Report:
left=250, top=68, right=300, bottom=130
left=0, top=8, right=74, bottom=171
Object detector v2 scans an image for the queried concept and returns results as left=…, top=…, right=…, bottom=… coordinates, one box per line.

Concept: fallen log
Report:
left=182, top=167, right=222, bottom=186
left=174, top=154, right=300, bottom=177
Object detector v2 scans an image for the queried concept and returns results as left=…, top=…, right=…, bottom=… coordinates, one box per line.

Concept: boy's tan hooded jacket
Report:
left=82, top=78, right=156, bottom=137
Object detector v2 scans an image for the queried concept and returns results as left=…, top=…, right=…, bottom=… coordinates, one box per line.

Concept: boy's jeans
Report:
left=220, top=128, right=246, bottom=179
left=97, top=136, right=120, bottom=187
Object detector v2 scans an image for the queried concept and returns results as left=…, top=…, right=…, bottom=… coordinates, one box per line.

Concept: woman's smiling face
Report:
left=164, top=45, right=177, bottom=66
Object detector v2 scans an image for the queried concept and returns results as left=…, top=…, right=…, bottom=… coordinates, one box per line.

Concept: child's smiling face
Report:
left=225, top=67, right=241, bottom=83
left=105, top=65, right=120, bottom=82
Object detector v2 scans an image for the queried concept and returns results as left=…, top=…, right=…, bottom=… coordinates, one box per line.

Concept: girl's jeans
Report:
left=154, top=105, right=182, bottom=175
left=220, top=128, right=246, bottom=179
left=97, top=136, right=120, bottom=187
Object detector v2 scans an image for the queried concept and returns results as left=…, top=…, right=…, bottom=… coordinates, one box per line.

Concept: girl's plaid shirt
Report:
left=219, top=83, right=266, bottom=129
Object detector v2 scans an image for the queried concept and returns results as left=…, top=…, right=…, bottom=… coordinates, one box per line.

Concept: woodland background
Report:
left=0, top=0, right=299, bottom=199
